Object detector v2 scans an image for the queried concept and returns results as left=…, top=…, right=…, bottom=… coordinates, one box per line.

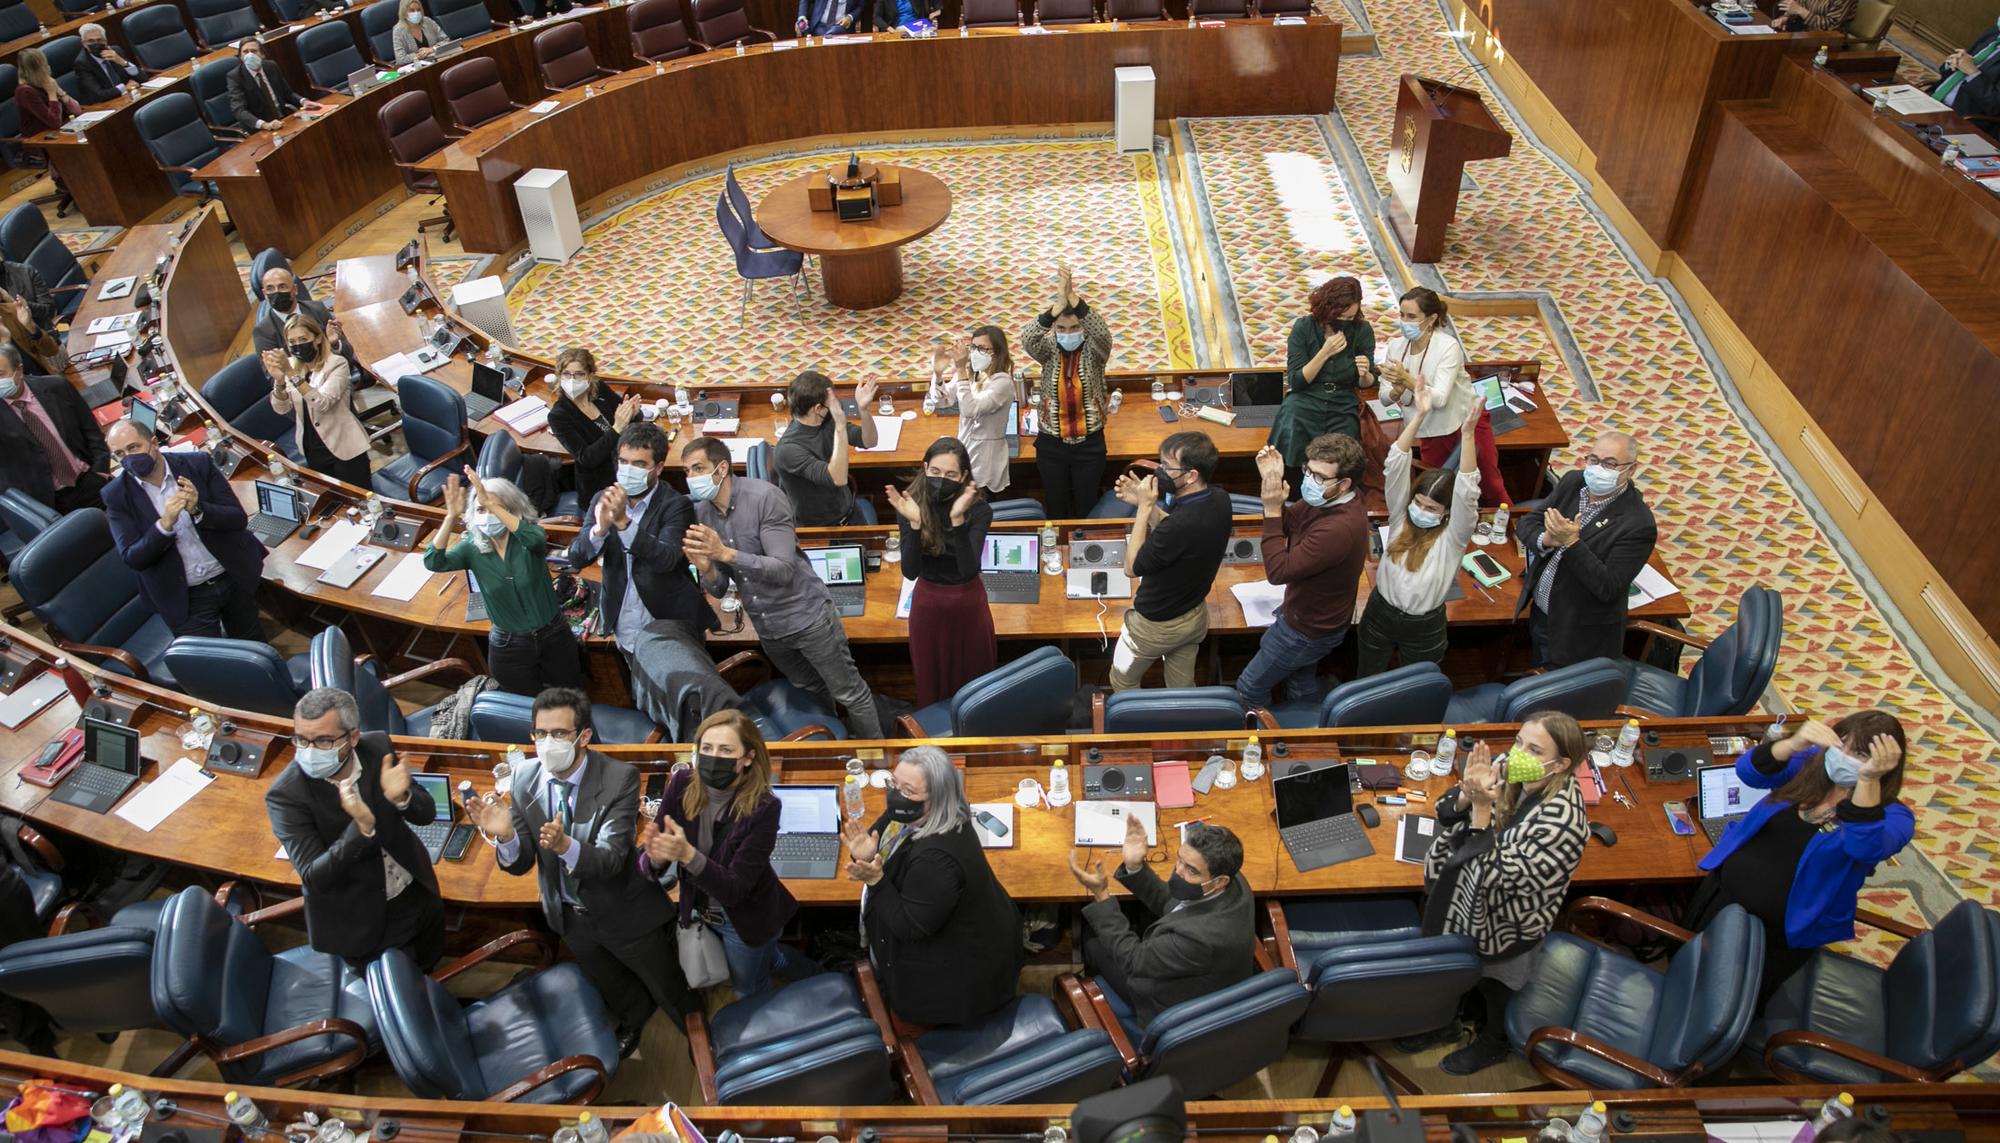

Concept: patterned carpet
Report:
left=503, top=139, right=1198, bottom=383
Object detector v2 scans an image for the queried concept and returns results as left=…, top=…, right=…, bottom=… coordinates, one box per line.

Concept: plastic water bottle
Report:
left=190, top=705, right=216, bottom=741
left=582, top=83, right=594, bottom=97
left=1611, top=719, right=1641, bottom=767
left=1107, top=389, right=1123, bottom=414
left=735, top=40, right=744, bottom=54
left=1813, top=44, right=1829, bottom=66
left=1763, top=715, right=1788, bottom=745
left=1813, top=1092, right=1855, bottom=1132
left=654, top=60, right=664, bottom=75
left=1943, top=142, right=1962, bottom=167
left=721, top=584, right=742, bottom=618
left=1491, top=502, right=1510, bottom=542
left=1046, top=760, right=1072, bottom=807
left=504, top=745, right=527, bottom=781
left=365, top=494, right=384, bottom=525
left=1328, top=1107, right=1357, bottom=1141
left=1435, top=728, right=1458, bottom=776
left=1240, top=735, right=1264, bottom=781
left=225, top=1091, right=267, bottom=1136
left=1569, top=1102, right=1607, bottom=1143
left=842, top=774, right=864, bottom=819
left=576, top=1113, right=610, bottom=1143
left=109, top=1084, right=150, bottom=1129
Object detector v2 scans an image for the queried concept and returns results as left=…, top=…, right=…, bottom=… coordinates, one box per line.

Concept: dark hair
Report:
left=681, top=434, right=731, bottom=471
left=1162, top=430, right=1219, bottom=483
left=618, top=421, right=669, bottom=465
left=789, top=370, right=832, bottom=417
left=1774, top=710, right=1908, bottom=807
left=906, top=436, right=975, bottom=556
left=237, top=37, right=266, bottom=56
left=969, top=325, right=1013, bottom=377
left=1388, top=463, right=1459, bottom=570
left=1399, top=286, right=1448, bottom=324
left=1304, top=433, right=1365, bottom=486
left=1308, top=275, right=1362, bottom=328
left=530, top=686, right=592, bottom=735
left=0, top=343, right=22, bottom=374
left=1183, top=822, right=1243, bottom=882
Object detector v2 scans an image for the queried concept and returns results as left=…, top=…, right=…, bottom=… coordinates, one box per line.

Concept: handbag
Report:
left=676, top=920, right=729, bottom=989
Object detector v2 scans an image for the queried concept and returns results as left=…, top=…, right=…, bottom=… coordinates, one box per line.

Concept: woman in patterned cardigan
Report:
left=1418, top=710, right=1590, bottom=1075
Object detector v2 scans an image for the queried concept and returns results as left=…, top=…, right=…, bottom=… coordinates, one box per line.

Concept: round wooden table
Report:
left=755, top=165, right=953, bottom=310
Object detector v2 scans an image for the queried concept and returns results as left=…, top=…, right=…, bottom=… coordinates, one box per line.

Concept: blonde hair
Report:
left=17, top=48, right=51, bottom=92
left=281, top=312, right=326, bottom=350
left=681, top=709, right=772, bottom=823
left=398, top=0, right=425, bottom=20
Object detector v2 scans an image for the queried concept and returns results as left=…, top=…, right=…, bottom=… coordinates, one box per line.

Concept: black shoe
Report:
left=616, top=1027, right=643, bottom=1059
left=1393, top=1021, right=1466, bottom=1053
left=1439, top=1035, right=1511, bottom=1076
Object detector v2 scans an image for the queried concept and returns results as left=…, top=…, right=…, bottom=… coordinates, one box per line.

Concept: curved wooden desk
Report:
left=756, top=165, right=952, bottom=309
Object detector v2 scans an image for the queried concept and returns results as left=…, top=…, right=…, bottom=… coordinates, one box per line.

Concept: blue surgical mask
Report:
left=297, top=744, right=345, bottom=779
left=1055, top=331, right=1085, bottom=352
left=472, top=512, right=505, bottom=537
left=1822, top=745, right=1863, bottom=787
left=121, top=452, right=157, bottom=479
left=1407, top=503, right=1441, bottom=529
left=1583, top=463, right=1622, bottom=497
left=1397, top=319, right=1425, bottom=341
left=0, top=376, right=17, bottom=400
left=1301, top=473, right=1330, bottom=507
left=687, top=471, right=719, bottom=503
left=617, top=462, right=653, bottom=498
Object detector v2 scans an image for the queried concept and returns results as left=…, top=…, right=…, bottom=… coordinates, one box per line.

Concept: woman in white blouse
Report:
left=1357, top=384, right=1481, bottom=677
left=1379, top=287, right=1507, bottom=506
left=945, top=325, right=1016, bottom=495
left=265, top=313, right=371, bottom=489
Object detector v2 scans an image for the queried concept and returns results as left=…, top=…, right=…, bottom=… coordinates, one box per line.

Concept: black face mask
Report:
left=1166, top=872, right=1211, bottom=901
left=268, top=291, right=295, bottom=314
left=88, top=42, right=109, bottom=55
left=287, top=342, right=318, bottom=363
left=925, top=475, right=960, bottom=502
left=1155, top=469, right=1178, bottom=502
left=696, top=752, right=738, bottom=790
left=884, top=787, right=925, bottom=823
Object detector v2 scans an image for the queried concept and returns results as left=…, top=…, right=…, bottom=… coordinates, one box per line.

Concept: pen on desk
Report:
left=436, top=575, right=453, bottom=594
left=1619, top=773, right=1637, bottom=803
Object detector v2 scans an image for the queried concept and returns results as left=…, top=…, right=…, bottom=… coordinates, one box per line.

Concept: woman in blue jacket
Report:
left=1684, top=710, right=1912, bottom=1004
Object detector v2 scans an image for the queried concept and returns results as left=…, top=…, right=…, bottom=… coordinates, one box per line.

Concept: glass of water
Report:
left=878, top=391, right=895, bottom=418
left=883, top=533, right=901, bottom=563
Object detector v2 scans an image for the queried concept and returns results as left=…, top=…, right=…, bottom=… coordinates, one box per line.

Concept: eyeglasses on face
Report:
left=1583, top=454, right=1633, bottom=471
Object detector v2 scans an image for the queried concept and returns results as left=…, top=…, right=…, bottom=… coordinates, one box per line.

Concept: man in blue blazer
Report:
left=101, top=419, right=267, bottom=640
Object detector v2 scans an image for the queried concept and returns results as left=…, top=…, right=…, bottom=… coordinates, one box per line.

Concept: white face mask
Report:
left=967, top=349, right=993, bottom=373
left=406, top=9, right=422, bottom=21
left=560, top=377, right=591, bottom=401
left=538, top=737, right=578, bottom=774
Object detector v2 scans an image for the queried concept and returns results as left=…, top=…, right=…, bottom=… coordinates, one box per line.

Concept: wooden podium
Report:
left=1385, top=74, right=1513, bottom=263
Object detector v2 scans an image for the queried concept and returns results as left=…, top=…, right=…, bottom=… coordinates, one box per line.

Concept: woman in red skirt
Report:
left=887, top=437, right=998, bottom=709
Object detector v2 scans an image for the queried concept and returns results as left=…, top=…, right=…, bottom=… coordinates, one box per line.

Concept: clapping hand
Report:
left=949, top=480, right=979, bottom=525
left=683, top=522, right=732, bottom=572
left=1459, top=741, right=1501, bottom=806
left=537, top=820, right=571, bottom=856
left=1353, top=353, right=1372, bottom=383
left=1542, top=506, right=1580, bottom=548
left=1254, top=445, right=1288, bottom=509
left=846, top=850, right=885, bottom=885
left=461, top=465, right=492, bottom=509
left=596, top=485, right=630, bottom=535
left=1068, top=848, right=1111, bottom=899
left=337, top=776, right=376, bottom=834
left=841, top=814, right=879, bottom=863
left=612, top=392, right=643, bottom=431
left=380, top=751, right=412, bottom=805
left=1113, top=467, right=1158, bottom=508
left=1120, top=811, right=1148, bottom=872
left=641, top=816, right=695, bottom=864
left=883, top=484, right=923, bottom=525
left=473, top=795, right=514, bottom=841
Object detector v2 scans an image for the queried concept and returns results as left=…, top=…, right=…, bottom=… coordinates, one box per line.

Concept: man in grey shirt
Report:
left=679, top=435, right=883, bottom=739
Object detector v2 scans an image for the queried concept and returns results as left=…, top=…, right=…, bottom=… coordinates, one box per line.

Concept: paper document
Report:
left=495, top=395, right=550, bottom=434
left=142, top=75, right=177, bottom=90
left=1367, top=397, right=1403, bottom=421
left=855, top=415, right=905, bottom=453
left=1864, top=84, right=1950, bottom=115
left=369, top=351, right=429, bottom=380
left=895, top=572, right=917, bottom=619
left=1074, top=800, right=1158, bottom=847
left=1705, top=1123, right=1814, bottom=1143
left=528, top=99, right=561, bottom=113
left=114, top=759, right=215, bottom=832
left=66, top=111, right=115, bottom=131
left=1627, top=563, right=1680, bottom=608
left=1229, top=580, right=1286, bottom=628
left=718, top=437, right=763, bottom=465
left=1393, top=814, right=1436, bottom=864
left=93, top=332, right=132, bottom=352
left=296, top=519, right=367, bottom=570
left=970, top=803, right=1014, bottom=848
left=371, top=552, right=436, bottom=601
left=1723, top=22, right=1775, bottom=32
left=97, top=276, right=137, bottom=300
left=86, top=312, right=141, bottom=334
left=0, top=672, right=68, bottom=729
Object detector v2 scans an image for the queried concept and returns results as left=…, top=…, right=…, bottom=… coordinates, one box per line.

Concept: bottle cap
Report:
left=1837, top=1093, right=1854, bottom=1107
left=579, top=1114, right=594, bottom=1125
left=109, top=1084, right=124, bottom=1096
left=225, top=1092, right=240, bottom=1103
left=1591, top=1101, right=1606, bottom=1113
left=1337, top=1106, right=1352, bottom=1117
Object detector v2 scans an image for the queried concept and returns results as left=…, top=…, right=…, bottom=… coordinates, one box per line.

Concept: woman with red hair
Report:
left=1270, top=275, right=1376, bottom=471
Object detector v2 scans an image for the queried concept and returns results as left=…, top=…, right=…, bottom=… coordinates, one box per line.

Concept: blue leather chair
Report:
left=202, top=353, right=301, bottom=458
left=1750, top=899, right=2000, bottom=1084
left=249, top=247, right=304, bottom=302
left=1507, top=899, right=1764, bottom=1088
left=1443, top=657, right=1626, bottom=725
left=1096, top=687, right=1261, bottom=733
left=123, top=5, right=201, bottom=69
left=989, top=498, right=1047, bottom=522
left=476, top=431, right=579, bottom=517
left=0, top=488, right=59, bottom=549
left=134, top=92, right=222, bottom=200
left=40, top=35, right=84, bottom=99
left=1264, top=661, right=1454, bottom=729
left=186, top=0, right=261, bottom=46
left=1288, top=900, right=1480, bottom=1087
left=297, top=20, right=367, bottom=94
left=692, top=972, right=895, bottom=1104
left=430, top=0, right=493, bottom=39
left=51, top=0, right=101, bottom=18
left=367, top=945, right=620, bottom=1102
left=0, top=0, right=37, bottom=41
left=909, top=994, right=1123, bottom=1104
left=1620, top=586, right=1782, bottom=719
left=716, top=649, right=848, bottom=741
left=151, top=887, right=378, bottom=1086
left=0, top=924, right=161, bottom=1036
left=466, top=690, right=659, bottom=746
left=0, top=203, right=89, bottom=319
left=374, top=375, right=468, bottom=504
left=899, top=646, right=1075, bottom=738
left=13, top=510, right=177, bottom=686
left=359, top=0, right=400, bottom=63
left=744, top=439, right=771, bottom=481
left=309, top=625, right=466, bottom=737
left=0, top=64, right=22, bottom=169
left=189, top=57, right=246, bottom=141
left=1077, top=968, right=1311, bottom=1098
left=717, top=188, right=802, bottom=323
left=164, top=637, right=312, bottom=718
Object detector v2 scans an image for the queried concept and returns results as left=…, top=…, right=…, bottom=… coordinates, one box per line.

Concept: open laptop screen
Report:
left=981, top=534, right=1038, bottom=572
left=772, top=786, right=838, bottom=834
left=1273, top=763, right=1354, bottom=829
left=82, top=717, right=140, bottom=775
left=254, top=479, right=302, bottom=521
left=411, top=772, right=454, bottom=819
left=807, top=545, right=864, bottom=586
left=1697, top=763, right=1766, bottom=820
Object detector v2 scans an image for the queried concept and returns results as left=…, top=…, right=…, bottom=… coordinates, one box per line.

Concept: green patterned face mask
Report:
left=1503, top=746, right=1547, bottom=784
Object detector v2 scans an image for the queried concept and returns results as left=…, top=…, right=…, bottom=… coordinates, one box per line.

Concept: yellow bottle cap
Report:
left=1591, top=1101, right=1606, bottom=1113
left=1337, top=1106, right=1353, bottom=1117
left=1838, top=1093, right=1854, bottom=1107
left=225, top=1092, right=240, bottom=1104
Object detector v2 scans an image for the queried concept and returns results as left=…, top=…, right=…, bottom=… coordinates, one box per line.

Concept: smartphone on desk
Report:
left=442, top=822, right=477, bottom=861
left=1663, top=800, right=1696, bottom=836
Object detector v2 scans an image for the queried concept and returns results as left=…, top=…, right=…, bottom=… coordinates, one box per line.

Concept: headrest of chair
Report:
left=298, top=17, right=360, bottom=53
left=1497, top=657, right=1625, bottom=722
left=476, top=429, right=523, bottom=480
left=708, top=971, right=866, bottom=1054
left=1648, top=903, right=1763, bottom=1070
left=1304, top=932, right=1481, bottom=985
left=1102, top=687, right=1247, bottom=733
left=201, top=354, right=275, bottom=419
left=0, top=487, right=59, bottom=538
left=379, top=91, right=447, bottom=159
left=365, top=947, right=485, bottom=1099
left=1321, top=661, right=1452, bottom=727
left=953, top=646, right=1075, bottom=736
left=1140, top=967, right=1311, bottom=1057
left=1885, top=900, right=2000, bottom=1069
left=308, top=624, right=358, bottom=692
left=535, top=19, right=587, bottom=55
left=630, top=0, right=685, bottom=29
left=441, top=54, right=501, bottom=99
left=135, top=90, right=201, bottom=134
left=163, top=636, right=302, bottom=717
left=123, top=4, right=188, bottom=34
left=151, top=886, right=273, bottom=1043
left=393, top=372, right=468, bottom=434
left=13, top=507, right=122, bottom=614
left=0, top=924, right=158, bottom=1035
left=467, top=691, right=536, bottom=744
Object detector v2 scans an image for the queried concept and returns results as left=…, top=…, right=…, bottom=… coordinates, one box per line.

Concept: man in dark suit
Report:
left=252, top=265, right=357, bottom=366
left=266, top=687, right=445, bottom=971
left=75, top=23, right=144, bottom=104
left=0, top=345, right=109, bottom=512
left=1514, top=432, right=1657, bottom=668
left=227, top=38, right=310, bottom=134
left=567, top=422, right=733, bottom=739
left=1070, top=817, right=1256, bottom=1027
left=471, top=687, right=691, bottom=1058
left=1933, top=19, right=2000, bottom=119
left=101, top=419, right=267, bottom=640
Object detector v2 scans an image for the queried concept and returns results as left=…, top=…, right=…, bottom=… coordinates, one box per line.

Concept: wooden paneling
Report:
left=161, top=204, right=252, bottom=381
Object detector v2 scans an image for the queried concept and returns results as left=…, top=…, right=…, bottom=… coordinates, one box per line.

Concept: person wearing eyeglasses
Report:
left=266, top=687, right=444, bottom=971
left=546, top=346, right=639, bottom=509
left=1513, top=433, right=1656, bottom=668
left=470, top=687, right=692, bottom=1060
left=1068, top=815, right=1255, bottom=1029
left=425, top=469, right=584, bottom=696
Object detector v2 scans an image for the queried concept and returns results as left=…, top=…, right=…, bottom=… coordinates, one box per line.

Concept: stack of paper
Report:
left=1230, top=580, right=1286, bottom=628
left=296, top=519, right=367, bottom=569
left=528, top=99, right=561, bottom=113
left=495, top=395, right=550, bottom=434
left=855, top=415, right=905, bottom=452
left=718, top=437, right=763, bottom=465
left=1627, top=564, right=1681, bottom=608
left=369, top=351, right=429, bottom=380
left=1863, top=84, right=1950, bottom=115
left=371, top=552, right=437, bottom=601
left=114, top=759, right=215, bottom=832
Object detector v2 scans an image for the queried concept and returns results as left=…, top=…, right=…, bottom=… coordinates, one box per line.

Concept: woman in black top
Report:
left=841, top=745, right=1022, bottom=1027
left=545, top=346, right=640, bottom=508
left=886, top=437, right=996, bottom=707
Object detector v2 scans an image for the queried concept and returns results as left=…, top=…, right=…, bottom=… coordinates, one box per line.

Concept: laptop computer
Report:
left=980, top=534, right=1041, bottom=604
left=346, top=66, right=379, bottom=95
left=50, top=717, right=143, bottom=813
left=465, top=362, right=508, bottom=422
left=464, top=569, right=487, bottom=623
left=1274, top=762, right=1374, bottom=872
left=806, top=544, right=867, bottom=617
left=410, top=772, right=456, bottom=861
left=768, top=786, right=841, bottom=878
left=1696, top=762, right=1768, bottom=844
left=248, top=479, right=306, bottom=547
left=127, top=396, right=159, bottom=437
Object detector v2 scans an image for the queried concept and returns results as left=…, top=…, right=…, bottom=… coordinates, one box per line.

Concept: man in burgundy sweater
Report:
left=1235, top=434, right=1369, bottom=707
